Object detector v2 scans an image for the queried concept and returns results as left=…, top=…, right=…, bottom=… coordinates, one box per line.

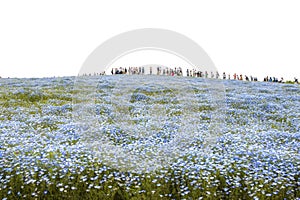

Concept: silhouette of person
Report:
left=233, top=73, right=237, bottom=80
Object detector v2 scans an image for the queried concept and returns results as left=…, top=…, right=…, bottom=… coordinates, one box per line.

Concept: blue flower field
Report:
left=0, top=76, right=299, bottom=199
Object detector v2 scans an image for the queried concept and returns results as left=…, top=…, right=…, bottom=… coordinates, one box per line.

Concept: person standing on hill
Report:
left=142, top=67, right=145, bottom=75
left=279, top=77, right=284, bottom=83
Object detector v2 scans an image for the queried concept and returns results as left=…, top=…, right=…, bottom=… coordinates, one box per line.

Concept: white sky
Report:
left=0, top=0, right=299, bottom=81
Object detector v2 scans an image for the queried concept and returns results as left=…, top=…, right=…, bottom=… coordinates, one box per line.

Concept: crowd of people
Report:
left=0, top=66, right=298, bottom=84
left=79, top=66, right=298, bottom=84
left=110, top=66, right=184, bottom=76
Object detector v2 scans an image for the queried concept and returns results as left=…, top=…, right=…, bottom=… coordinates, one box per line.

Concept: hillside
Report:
left=0, top=76, right=299, bottom=199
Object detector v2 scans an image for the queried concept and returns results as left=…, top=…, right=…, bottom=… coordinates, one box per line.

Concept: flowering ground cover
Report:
left=0, top=76, right=299, bottom=199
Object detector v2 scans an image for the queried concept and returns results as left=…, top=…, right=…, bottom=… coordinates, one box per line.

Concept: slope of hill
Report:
left=0, top=76, right=299, bottom=199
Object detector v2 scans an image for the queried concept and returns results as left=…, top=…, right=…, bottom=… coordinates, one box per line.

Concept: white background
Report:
left=0, top=0, right=299, bottom=81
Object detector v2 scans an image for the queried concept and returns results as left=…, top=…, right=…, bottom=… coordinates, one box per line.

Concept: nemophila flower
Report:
left=0, top=76, right=299, bottom=198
